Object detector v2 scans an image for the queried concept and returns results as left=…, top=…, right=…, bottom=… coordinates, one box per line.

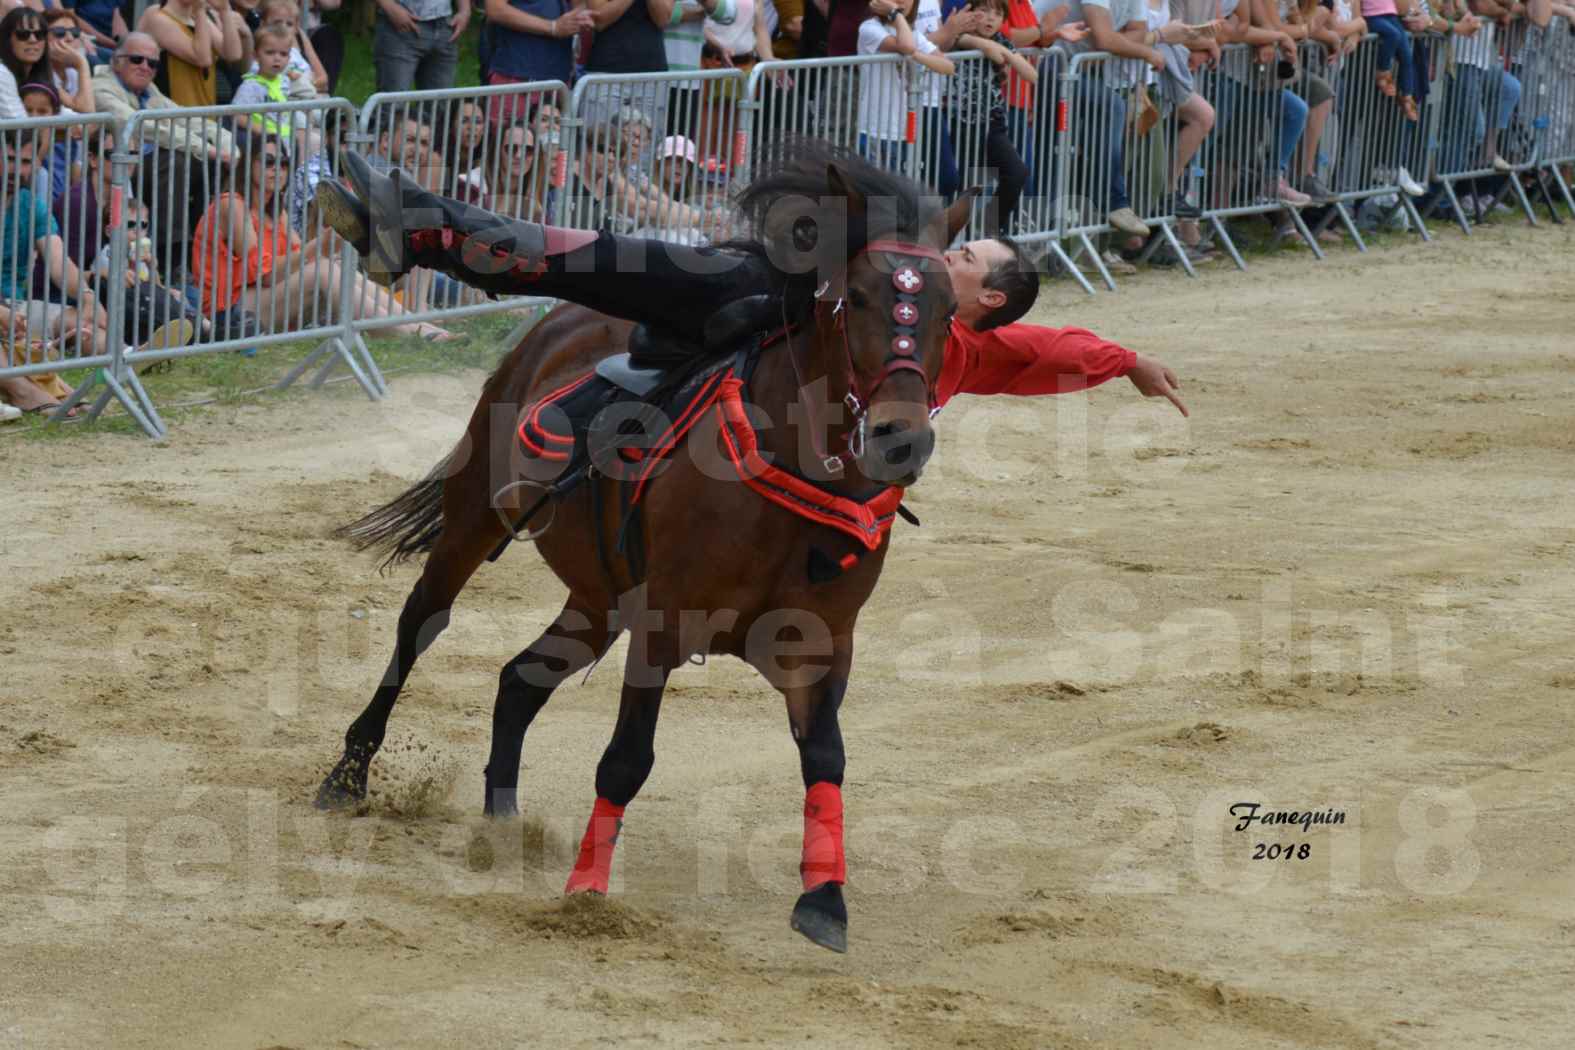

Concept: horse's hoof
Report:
left=790, top=883, right=848, bottom=954
left=484, top=786, right=519, bottom=819
left=314, top=757, right=368, bottom=810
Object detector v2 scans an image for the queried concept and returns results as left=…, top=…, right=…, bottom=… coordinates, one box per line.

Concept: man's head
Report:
left=944, top=236, right=1038, bottom=330
left=112, top=33, right=162, bottom=94
left=4, top=130, right=36, bottom=191
left=378, top=114, right=435, bottom=169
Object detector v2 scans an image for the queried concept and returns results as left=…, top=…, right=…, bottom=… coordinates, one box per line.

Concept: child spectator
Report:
left=252, top=0, right=329, bottom=99
left=233, top=21, right=295, bottom=137
left=1363, top=0, right=1419, bottom=121
left=18, top=81, right=78, bottom=205
left=857, top=0, right=956, bottom=170
left=92, top=198, right=205, bottom=347
left=949, top=0, right=1034, bottom=234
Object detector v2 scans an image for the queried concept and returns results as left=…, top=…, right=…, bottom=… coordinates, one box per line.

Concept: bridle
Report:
left=790, top=238, right=947, bottom=475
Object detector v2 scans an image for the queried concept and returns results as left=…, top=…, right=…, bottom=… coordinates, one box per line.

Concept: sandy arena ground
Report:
left=2, top=220, right=1573, bottom=1050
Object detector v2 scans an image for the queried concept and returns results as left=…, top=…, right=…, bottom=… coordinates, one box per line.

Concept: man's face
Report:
left=5, top=141, right=35, bottom=190
left=943, top=239, right=1012, bottom=324
left=115, top=41, right=161, bottom=93
left=383, top=118, right=434, bottom=167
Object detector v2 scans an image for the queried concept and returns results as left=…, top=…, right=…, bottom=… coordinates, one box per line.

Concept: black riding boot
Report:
left=318, top=151, right=778, bottom=346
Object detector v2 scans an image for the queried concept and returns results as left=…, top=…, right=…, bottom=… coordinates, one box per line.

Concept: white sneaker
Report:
left=1491, top=154, right=1514, bottom=174
left=1395, top=167, right=1425, bottom=197
left=0, top=402, right=20, bottom=423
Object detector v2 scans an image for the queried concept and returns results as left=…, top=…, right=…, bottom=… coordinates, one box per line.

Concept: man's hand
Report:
left=381, top=0, right=419, bottom=33
left=1126, top=353, right=1188, bottom=416
left=450, top=1, right=471, bottom=42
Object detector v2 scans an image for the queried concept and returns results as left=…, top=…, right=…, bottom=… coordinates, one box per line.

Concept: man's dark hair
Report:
left=977, top=235, right=1039, bottom=330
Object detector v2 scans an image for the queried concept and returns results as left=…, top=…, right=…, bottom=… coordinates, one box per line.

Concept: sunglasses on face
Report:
left=50, top=27, right=82, bottom=39
left=258, top=152, right=286, bottom=168
left=120, top=54, right=160, bottom=68
left=12, top=28, right=45, bottom=42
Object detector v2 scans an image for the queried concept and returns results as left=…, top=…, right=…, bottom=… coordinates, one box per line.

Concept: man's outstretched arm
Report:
left=948, top=323, right=1189, bottom=416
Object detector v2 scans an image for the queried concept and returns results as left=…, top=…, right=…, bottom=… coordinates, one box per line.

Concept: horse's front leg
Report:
left=562, top=627, right=679, bottom=895
left=783, top=638, right=854, bottom=954
left=484, top=600, right=614, bottom=817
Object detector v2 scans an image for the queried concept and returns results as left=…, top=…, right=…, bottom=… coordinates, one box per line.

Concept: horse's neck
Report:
left=748, top=323, right=882, bottom=496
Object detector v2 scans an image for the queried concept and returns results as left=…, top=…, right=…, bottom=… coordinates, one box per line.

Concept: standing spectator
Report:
left=583, top=0, right=676, bottom=130
left=69, top=0, right=119, bottom=63
left=481, top=0, right=593, bottom=126
left=138, top=0, right=247, bottom=108
left=949, top=0, right=1034, bottom=233
left=856, top=0, right=953, bottom=169
left=827, top=0, right=872, bottom=53
left=373, top=0, right=471, bottom=93
left=304, top=0, right=344, bottom=93
left=0, top=7, right=51, bottom=119
left=43, top=9, right=93, bottom=113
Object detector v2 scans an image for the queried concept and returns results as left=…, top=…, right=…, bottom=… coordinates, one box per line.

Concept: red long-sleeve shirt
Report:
left=935, top=323, right=1138, bottom=410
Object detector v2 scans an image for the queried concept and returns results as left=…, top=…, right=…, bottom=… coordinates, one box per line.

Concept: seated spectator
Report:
left=43, top=8, right=93, bottom=113
left=92, top=197, right=205, bottom=346
left=1363, top=0, right=1418, bottom=122
left=633, top=132, right=732, bottom=242
left=371, top=112, right=445, bottom=192
left=138, top=0, right=247, bottom=108
left=0, top=130, right=113, bottom=362
left=0, top=7, right=51, bottom=119
left=444, top=99, right=491, bottom=205
left=93, top=33, right=242, bottom=277
left=192, top=132, right=453, bottom=340
left=54, top=124, right=120, bottom=277
left=578, top=122, right=731, bottom=240
left=18, top=82, right=78, bottom=205
left=1259, top=0, right=1335, bottom=201
left=1208, top=0, right=1315, bottom=207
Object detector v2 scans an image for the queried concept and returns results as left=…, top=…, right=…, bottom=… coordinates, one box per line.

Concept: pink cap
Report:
left=657, top=135, right=698, bottom=165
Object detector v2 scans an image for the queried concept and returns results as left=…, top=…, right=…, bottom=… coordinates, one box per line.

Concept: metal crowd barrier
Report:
left=0, top=113, right=136, bottom=427
left=352, top=80, right=572, bottom=339
left=8, top=29, right=1575, bottom=437
left=565, top=68, right=747, bottom=247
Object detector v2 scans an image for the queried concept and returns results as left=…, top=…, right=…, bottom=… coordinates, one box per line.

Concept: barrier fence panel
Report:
left=1191, top=44, right=1313, bottom=271
left=352, top=81, right=571, bottom=345
left=1008, top=49, right=1092, bottom=294
left=564, top=70, right=747, bottom=249
left=1291, top=40, right=1367, bottom=251
left=1510, top=16, right=1575, bottom=222
left=1538, top=17, right=1575, bottom=211
left=114, top=98, right=371, bottom=437
left=743, top=53, right=908, bottom=191
left=0, top=112, right=152, bottom=426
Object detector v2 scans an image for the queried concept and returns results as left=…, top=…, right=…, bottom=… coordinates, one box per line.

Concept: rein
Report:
left=788, top=238, right=946, bottom=475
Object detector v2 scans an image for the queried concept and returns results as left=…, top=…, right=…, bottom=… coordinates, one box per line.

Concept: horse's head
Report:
left=810, top=166, right=974, bottom=488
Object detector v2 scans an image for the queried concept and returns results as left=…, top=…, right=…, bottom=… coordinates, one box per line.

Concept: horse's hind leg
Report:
left=484, top=600, right=614, bottom=817
left=315, top=524, right=500, bottom=808
left=563, top=631, right=679, bottom=895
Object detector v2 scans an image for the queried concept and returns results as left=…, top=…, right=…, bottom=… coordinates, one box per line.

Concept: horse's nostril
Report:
left=883, top=445, right=911, bottom=466
left=871, top=420, right=909, bottom=441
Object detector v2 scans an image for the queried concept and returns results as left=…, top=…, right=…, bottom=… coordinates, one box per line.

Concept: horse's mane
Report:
left=631, top=139, right=943, bottom=378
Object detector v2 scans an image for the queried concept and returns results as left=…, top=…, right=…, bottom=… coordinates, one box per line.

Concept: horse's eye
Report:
left=848, top=288, right=870, bottom=309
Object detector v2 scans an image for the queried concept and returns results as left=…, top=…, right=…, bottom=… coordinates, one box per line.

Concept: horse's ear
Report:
left=944, top=187, right=981, bottom=244
left=827, top=163, right=866, bottom=217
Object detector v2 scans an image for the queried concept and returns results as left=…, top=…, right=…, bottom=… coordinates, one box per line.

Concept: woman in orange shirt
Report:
left=193, top=133, right=451, bottom=340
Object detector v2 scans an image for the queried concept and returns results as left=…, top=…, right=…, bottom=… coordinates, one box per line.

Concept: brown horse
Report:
left=315, top=149, right=973, bottom=952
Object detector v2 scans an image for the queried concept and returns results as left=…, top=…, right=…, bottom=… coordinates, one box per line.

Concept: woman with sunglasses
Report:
left=42, top=9, right=94, bottom=114
left=192, top=132, right=452, bottom=342
left=0, top=8, right=53, bottom=120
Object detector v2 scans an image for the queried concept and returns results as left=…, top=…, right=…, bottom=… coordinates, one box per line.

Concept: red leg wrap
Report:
left=564, top=797, right=625, bottom=895
left=800, top=782, right=847, bottom=891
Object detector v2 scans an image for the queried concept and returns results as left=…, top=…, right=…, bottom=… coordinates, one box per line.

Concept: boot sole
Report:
left=316, top=182, right=395, bottom=288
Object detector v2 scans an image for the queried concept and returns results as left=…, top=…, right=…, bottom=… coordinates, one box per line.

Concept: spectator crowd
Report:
left=1, top=0, right=1573, bottom=417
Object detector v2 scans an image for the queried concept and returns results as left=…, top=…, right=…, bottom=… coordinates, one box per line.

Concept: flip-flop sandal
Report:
left=1375, top=70, right=1396, bottom=97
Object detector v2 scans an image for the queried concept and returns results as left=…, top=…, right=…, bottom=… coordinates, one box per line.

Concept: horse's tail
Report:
left=337, top=458, right=450, bottom=571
